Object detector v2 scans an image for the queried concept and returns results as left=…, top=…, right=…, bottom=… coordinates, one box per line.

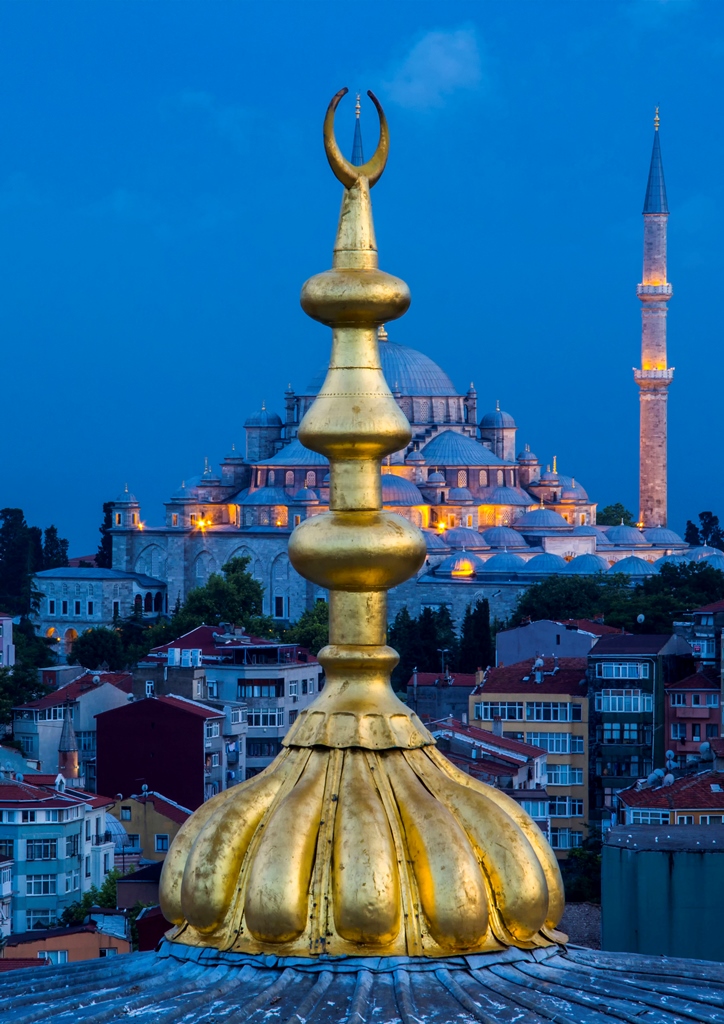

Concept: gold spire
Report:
left=159, top=87, right=565, bottom=959
left=553, top=454, right=558, bottom=473
left=654, top=105, right=660, bottom=131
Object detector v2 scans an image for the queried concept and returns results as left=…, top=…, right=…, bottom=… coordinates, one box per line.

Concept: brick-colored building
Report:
left=107, top=791, right=190, bottom=863
left=469, top=657, right=588, bottom=855
left=617, top=770, right=724, bottom=825
left=1, top=922, right=130, bottom=963
left=665, top=669, right=720, bottom=766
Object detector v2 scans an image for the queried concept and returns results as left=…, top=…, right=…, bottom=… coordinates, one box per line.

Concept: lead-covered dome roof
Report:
left=525, top=552, right=568, bottom=573
left=444, top=527, right=489, bottom=550
left=420, top=430, right=510, bottom=467
left=608, top=555, right=657, bottom=576
left=480, top=408, right=516, bottom=429
left=482, top=526, right=529, bottom=549
left=482, top=551, right=526, bottom=572
left=435, top=552, right=487, bottom=577
left=643, top=526, right=684, bottom=545
left=564, top=553, right=609, bottom=574
left=605, top=523, right=648, bottom=546
left=307, top=340, right=458, bottom=397
left=244, top=406, right=283, bottom=427
left=514, top=508, right=570, bottom=530
left=381, top=474, right=425, bottom=506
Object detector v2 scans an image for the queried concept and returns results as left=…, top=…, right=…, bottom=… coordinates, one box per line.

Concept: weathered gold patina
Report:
left=159, top=88, right=567, bottom=957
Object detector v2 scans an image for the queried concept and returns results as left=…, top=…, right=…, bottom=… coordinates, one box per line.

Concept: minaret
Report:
left=58, top=715, right=79, bottom=779
left=636, top=108, right=673, bottom=527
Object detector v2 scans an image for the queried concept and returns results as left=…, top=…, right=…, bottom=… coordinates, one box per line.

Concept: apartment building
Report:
left=0, top=614, right=15, bottom=668
left=107, top=791, right=190, bottom=863
left=674, top=599, right=724, bottom=667
left=587, top=633, right=694, bottom=828
left=617, top=770, right=724, bottom=825
left=139, top=625, right=320, bottom=777
left=664, top=669, right=720, bottom=765
left=0, top=774, right=114, bottom=934
left=469, top=657, right=588, bottom=855
left=496, top=618, right=620, bottom=666
left=13, top=672, right=133, bottom=790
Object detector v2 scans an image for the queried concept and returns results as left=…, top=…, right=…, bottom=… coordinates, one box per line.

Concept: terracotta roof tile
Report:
left=431, top=720, right=546, bottom=759
left=15, top=671, right=132, bottom=710
left=589, top=634, right=677, bottom=655
left=618, top=771, right=724, bottom=810
left=471, top=657, right=588, bottom=697
left=665, top=671, right=719, bottom=691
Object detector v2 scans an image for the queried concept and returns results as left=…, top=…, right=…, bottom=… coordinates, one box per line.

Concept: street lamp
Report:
left=437, top=647, right=449, bottom=679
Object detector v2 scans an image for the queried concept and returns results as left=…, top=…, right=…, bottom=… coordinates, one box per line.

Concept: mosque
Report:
left=110, top=113, right=700, bottom=627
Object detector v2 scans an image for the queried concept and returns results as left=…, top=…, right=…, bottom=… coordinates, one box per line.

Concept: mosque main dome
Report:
left=306, top=339, right=459, bottom=397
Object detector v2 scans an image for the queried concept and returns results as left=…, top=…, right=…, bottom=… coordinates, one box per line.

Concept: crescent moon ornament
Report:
left=323, top=87, right=389, bottom=189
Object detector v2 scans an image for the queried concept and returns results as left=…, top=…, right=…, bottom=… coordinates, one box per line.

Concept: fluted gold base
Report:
left=160, top=744, right=566, bottom=957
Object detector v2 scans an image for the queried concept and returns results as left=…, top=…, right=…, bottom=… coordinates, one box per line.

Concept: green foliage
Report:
left=96, top=502, right=114, bottom=568
left=388, top=607, right=418, bottom=688
left=0, top=618, right=54, bottom=724
left=559, top=828, right=602, bottom=904
left=69, top=627, right=126, bottom=671
left=512, top=562, right=724, bottom=635
left=169, top=556, right=264, bottom=637
left=685, top=519, right=701, bottom=546
left=61, top=869, right=121, bottom=925
left=42, top=525, right=69, bottom=569
left=388, top=605, right=460, bottom=688
left=283, top=601, right=329, bottom=655
left=458, top=599, right=493, bottom=673
left=596, top=503, right=635, bottom=526
left=685, top=511, right=724, bottom=550
left=0, top=509, right=69, bottom=615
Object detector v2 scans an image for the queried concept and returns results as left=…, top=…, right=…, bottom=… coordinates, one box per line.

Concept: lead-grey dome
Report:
left=447, top=486, right=474, bottom=502
left=480, top=408, right=516, bottom=429
left=244, top=406, right=283, bottom=427
left=564, top=553, right=609, bottom=574
left=381, top=474, right=425, bottom=506
left=435, top=552, right=487, bottom=577
left=307, top=340, right=458, bottom=397
left=481, top=526, right=529, bottom=549
left=525, top=552, right=568, bottom=573
left=514, top=508, right=570, bottom=530
left=643, top=526, right=684, bottom=545
left=482, top=551, right=526, bottom=572
left=609, top=555, right=657, bottom=576
left=444, top=527, right=489, bottom=550
left=605, top=523, right=648, bottom=546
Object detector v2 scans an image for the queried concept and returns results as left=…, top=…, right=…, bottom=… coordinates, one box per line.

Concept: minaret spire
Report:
left=635, top=111, right=673, bottom=526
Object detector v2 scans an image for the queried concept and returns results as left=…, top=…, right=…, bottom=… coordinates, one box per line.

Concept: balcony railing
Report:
left=92, top=831, right=113, bottom=846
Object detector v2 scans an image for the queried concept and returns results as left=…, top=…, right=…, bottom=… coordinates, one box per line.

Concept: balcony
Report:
left=92, top=832, right=113, bottom=846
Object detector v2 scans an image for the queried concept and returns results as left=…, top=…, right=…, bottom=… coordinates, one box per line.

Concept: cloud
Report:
left=382, top=27, right=486, bottom=111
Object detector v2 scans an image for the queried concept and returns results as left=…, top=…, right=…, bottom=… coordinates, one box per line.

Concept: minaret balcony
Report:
left=633, top=367, right=674, bottom=382
left=637, top=283, right=673, bottom=299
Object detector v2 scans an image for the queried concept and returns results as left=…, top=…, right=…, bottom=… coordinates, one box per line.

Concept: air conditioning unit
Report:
left=190, top=649, right=202, bottom=667
left=167, top=648, right=181, bottom=667
left=181, top=650, right=192, bottom=668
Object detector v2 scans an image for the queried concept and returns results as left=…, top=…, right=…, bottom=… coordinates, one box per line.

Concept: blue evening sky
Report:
left=1, top=0, right=721, bottom=552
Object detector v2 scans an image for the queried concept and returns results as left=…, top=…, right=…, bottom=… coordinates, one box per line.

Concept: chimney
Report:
left=493, top=716, right=503, bottom=737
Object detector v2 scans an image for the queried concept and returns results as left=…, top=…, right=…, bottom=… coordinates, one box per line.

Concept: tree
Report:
left=42, top=525, right=69, bottom=569
left=0, top=509, right=31, bottom=615
left=685, top=519, right=701, bottom=546
left=61, top=869, right=121, bottom=925
left=596, top=503, right=635, bottom=526
left=389, top=607, right=419, bottom=688
left=283, top=601, right=329, bottom=655
left=559, top=828, right=602, bottom=904
left=96, top=502, right=114, bottom=568
left=694, top=512, right=724, bottom=550
left=458, top=599, right=493, bottom=673
left=172, top=556, right=264, bottom=635
left=69, top=627, right=126, bottom=671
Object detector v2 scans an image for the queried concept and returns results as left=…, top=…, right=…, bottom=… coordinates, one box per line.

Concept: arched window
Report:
left=144, top=593, right=153, bottom=613
left=457, top=470, right=468, bottom=487
left=134, top=594, right=142, bottom=612
left=154, top=592, right=163, bottom=612
left=479, top=470, right=488, bottom=486
left=507, top=470, right=515, bottom=487
left=256, top=470, right=263, bottom=486
left=305, top=471, right=316, bottom=487
left=268, top=470, right=275, bottom=485
left=273, top=507, right=288, bottom=527
left=496, top=470, right=504, bottom=486
left=285, top=470, right=294, bottom=487
left=245, top=510, right=254, bottom=526
left=75, top=584, right=81, bottom=596
left=88, top=584, right=94, bottom=596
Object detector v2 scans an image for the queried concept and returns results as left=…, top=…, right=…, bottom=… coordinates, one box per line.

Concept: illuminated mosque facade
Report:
left=108, top=117, right=702, bottom=626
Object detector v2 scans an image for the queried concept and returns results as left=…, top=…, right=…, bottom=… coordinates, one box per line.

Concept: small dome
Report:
left=381, top=474, right=425, bottom=506
left=427, top=471, right=446, bottom=484
left=444, top=528, right=489, bottom=550
left=481, top=526, right=529, bottom=549
left=436, top=552, right=487, bottom=577
left=171, top=482, right=194, bottom=502
left=480, top=407, right=516, bottom=429
left=421, top=529, right=450, bottom=552
left=514, top=508, right=570, bottom=530
left=487, top=486, right=531, bottom=506
left=557, top=475, right=588, bottom=501
left=605, top=523, right=648, bottom=546
left=224, top=444, right=244, bottom=462
left=655, top=553, right=690, bottom=566
left=200, top=459, right=221, bottom=485
left=564, top=553, right=609, bottom=575
left=244, top=406, right=283, bottom=428
left=525, top=552, right=568, bottom=573
left=405, top=450, right=425, bottom=463
left=481, top=552, right=527, bottom=573
left=323, top=473, right=330, bottom=485
left=447, top=486, right=474, bottom=502
left=539, top=470, right=559, bottom=485
left=592, top=526, right=614, bottom=547
left=703, top=553, right=724, bottom=571
left=115, top=485, right=138, bottom=504
left=608, top=555, right=657, bottom=576
left=517, top=449, right=538, bottom=463
left=687, top=545, right=724, bottom=561
left=572, top=524, right=598, bottom=536
left=643, top=526, right=684, bottom=545
left=292, top=488, right=319, bottom=503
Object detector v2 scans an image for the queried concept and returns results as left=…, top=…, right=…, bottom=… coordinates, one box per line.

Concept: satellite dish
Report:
left=654, top=767, right=665, bottom=778
left=647, top=772, right=659, bottom=785
left=663, top=774, right=675, bottom=786
left=141, top=784, right=149, bottom=793
left=16, top=773, right=23, bottom=783
left=636, top=614, right=645, bottom=624
left=666, top=750, right=675, bottom=760
left=92, top=674, right=101, bottom=684
left=666, top=759, right=677, bottom=771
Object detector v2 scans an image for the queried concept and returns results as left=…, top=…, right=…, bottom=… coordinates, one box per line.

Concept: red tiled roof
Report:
left=407, top=672, right=477, bottom=689
left=4, top=923, right=106, bottom=945
left=711, top=738, right=724, bottom=758
left=589, top=634, right=677, bottom=655
left=558, top=619, right=621, bottom=636
left=695, top=600, right=724, bottom=613
left=431, top=720, right=546, bottom=759
left=618, top=771, right=724, bottom=810
left=15, top=671, right=132, bottom=710
left=665, top=671, right=719, bottom=691
left=129, top=792, right=191, bottom=826
left=147, top=624, right=316, bottom=663
left=156, top=695, right=224, bottom=719
left=471, top=657, right=587, bottom=697
left=0, top=958, right=50, bottom=970
left=0, top=778, right=113, bottom=809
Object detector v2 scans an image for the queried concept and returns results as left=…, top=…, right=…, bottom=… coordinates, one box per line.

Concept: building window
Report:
left=289, top=682, right=298, bottom=697
left=526, top=702, right=580, bottom=722
left=85, top=820, right=91, bottom=842
left=100, top=947, right=118, bottom=957
left=519, top=800, right=547, bottom=818
left=274, top=596, right=285, bottom=618
left=103, top=853, right=111, bottom=873
left=87, top=601, right=94, bottom=615
left=289, top=709, right=298, bottom=724
left=21, top=811, right=36, bottom=824
left=48, top=599, right=56, bottom=615
left=246, top=708, right=285, bottom=728
left=547, top=764, right=584, bottom=786
left=43, top=951, right=68, bottom=965
left=525, top=732, right=584, bottom=754
left=26, top=875, right=57, bottom=896
left=27, top=909, right=54, bottom=929
left=211, top=753, right=220, bottom=768
left=549, top=828, right=583, bottom=850
left=246, top=738, right=283, bottom=758
left=457, top=470, right=468, bottom=487
left=127, top=835, right=140, bottom=849
left=293, top=514, right=301, bottom=527
left=596, top=689, right=652, bottom=713
left=205, top=722, right=220, bottom=739
left=692, top=724, right=702, bottom=742
left=85, top=856, right=91, bottom=878
left=671, top=723, right=686, bottom=740
left=669, top=692, right=685, bottom=705
left=677, top=815, right=694, bottom=824
left=692, top=694, right=701, bottom=706
left=631, top=810, right=670, bottom=824
left=701, top=815, right=724, bottom=824
left=120, top=807, right=131, bottom=821
left=707, top=694, right=719, bottom=707
left=237, top=682, right=281, bottom=699
left=0, top=840, right=13, bottom=859
left=115, top=513, right=122, bottom=526
left=595, top=662, right=649, bottom=679
left=207, top=681, right=218, bottom=698
left=301, top=679, right=308, bottom=695
left=305, top=471, right=316, bottom=487
left=155, top=834, right=169, bottom=853
left=62, top=601, right=68, bottom=615
left=26, top=839, right=57, bottom=861
left=172, top=514, right=178, bottom=527
left=602, top=723, right=621, bottom=743
left=66, top=834, right=80, bottom=858
left=230, top=707, right=246, bottom=725
left=113, top=601, right=120, bottom=618
left=474, top=702, right=524, bottom=721
left=549, top=797, right=584, bottom=817
left=707, top=724, right=719, bottom=739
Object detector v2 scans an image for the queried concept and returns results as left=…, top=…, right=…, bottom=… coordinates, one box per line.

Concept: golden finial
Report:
left=203, top=456, right=209, bottom=473
left=654, top=106, right=660, bottom=131
left=261, top=399, right=266, bottom=411
left=553, top=455, right=558, bottom=473
left=323, top=87, right=389, bottom=187
left=160, top=88, right=565, bottom=960
left=496, top=399, right=500, bottom=411
left=378, top=323, right=388, bottom=341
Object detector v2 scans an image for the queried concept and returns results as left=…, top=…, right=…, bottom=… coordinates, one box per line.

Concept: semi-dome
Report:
left=420, top=529, right=449, bottom=552
left=605, top=523, right=648, bottom=546
left=307, top=339, right=458, bottom=397
left=244, top=406, right=283, bottom=427
left=643, top=526, right=684, bottom=545
left=609, top=555, right=657, bottom=576
left=482, top=551, right=526, bottom=572
left=444, top=527, right=489, bottom=550
left=292, top=488, right=319, bottom=503
left=381, top=474, right=425, bottom=506
left=564, top=553, right=609, bottom=574
left=256, top=438, right=328, bottom=467
left=525, top=552, right=568, bottom=573
left=447, top=486, right=473, bottom=502
left=480, top=407, right=516, bottom=429
left=487, top=486, right=531, bottom=506
left=482, top=526, right=529, bottom=549
left=239, top=486, right=291, bottom=506
left=435, top=552, right=487, bottom=577
left=514, top=507, right=570, bottom=530
left=560, top=482, right=588, bottom=502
